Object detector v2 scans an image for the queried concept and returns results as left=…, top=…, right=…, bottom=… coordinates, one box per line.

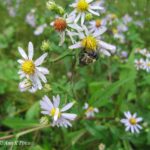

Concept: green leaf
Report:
left=90, top=76, right=135, bottom=107
left=2, top=117, right=39, bottom=129
left=25, top=102, right=40, bottom=120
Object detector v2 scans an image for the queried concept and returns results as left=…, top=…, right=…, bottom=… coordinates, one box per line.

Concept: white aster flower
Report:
left=25, top=9, right=36, bottom=27
left=122, top=14, right=132, bottom=25
left=88, top=19, right=107, bottom=35
left=69, top=0, right=104, bottom=25
left=17, top=42, right=49, bottom=90
left=134, top=59, right=145, bottom=70
left=19, top=79, right=37, bottom=93
left=121, top=111, right=143, bottom=133
left=105, top=13, right=118, bottom=25
left=83, top=103, right=99, bottom=118
left=50, top=14, right=82, bottom=45
left=134, top=20, right=144, bottom=28
left=143, top=59, right=150, bottom=72
left=34, top=24, right=47, bottom=36
left=117, top=23, right=128, bottom=33
left=69, top=26, right=116, bottom=57
left=40, top=95, right=77, bottom=127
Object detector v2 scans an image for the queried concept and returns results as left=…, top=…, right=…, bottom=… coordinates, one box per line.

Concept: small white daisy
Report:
left=121, top=111, right=143, bottom=133
left=69, top=0, right=104, bottom=25
left=50, top=14, right=82, bottom=46
left=83, top=103, right=99, bottom=118
left=17, top=42, right=49, bottom=90
left=40, top=95, right=77, bottom=127
left=19, top=79, right=37, bottom=93
left=134, top=59, right=145, bottom=70
left=69, top=26, right=116, bottom=57
left=88, top=19, right=107, bottom=35
left=34, top=24, right=47, bottom=36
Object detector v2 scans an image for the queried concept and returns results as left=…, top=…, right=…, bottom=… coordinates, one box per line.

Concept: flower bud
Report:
left=85, top=13, right=93, bottom=21
left=41, top=40, right=50, bottom=51
left=40, top=116, right=49, bottom=125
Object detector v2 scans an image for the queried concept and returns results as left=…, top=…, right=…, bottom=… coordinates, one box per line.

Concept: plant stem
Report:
left=50, top=51, right=73, bottom=63
left=0, top=124, right=50, bottom=140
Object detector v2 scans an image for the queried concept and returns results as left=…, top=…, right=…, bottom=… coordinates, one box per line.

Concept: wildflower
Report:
left=40, top=95, right=77, bottom=127
left=122, top=14, right=132, bottom=24
left=121, top=111, right=143, bottom=133
left=83, top=103, right=99, bottom=118
left=34, top=24, right=47, bottom=36
left=69, top=0, right=104, bottom=25
left=18, top=42, right=49, bottom=90
left=69, top=26, right=116, bottom=56
left=134, top=20, right=144, bottom=28
left=19, top=79, right=37, bottom=93
left=134, top=59, right=145, bottom=70
left=50, top=14, right=82, bottom=45
left=120, top=51, right=128, bottom=59
left=143, top=59, right=150, bottom=72
left=25, top=9, right=36, bottom=27
left=98, top=143, right=105, bottom=150
left=88, top=19, right=107, bottom=35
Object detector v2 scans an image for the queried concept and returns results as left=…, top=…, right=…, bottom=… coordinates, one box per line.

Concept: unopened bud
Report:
left=40, top=116, right=49, bottom=125
left=41, top=40, right=50, bottom=51
left=85, top=13, right=93, bottom=21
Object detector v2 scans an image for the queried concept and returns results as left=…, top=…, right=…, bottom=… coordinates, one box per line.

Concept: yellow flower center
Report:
left=129, top=118, right=137, bottom=125
left=147, top=63, right=150, bottom=67
left=111, top=14, right=117, bottom=20
left=77, top=0, right=89, bottom=12
left=112, top=28, right=118, bottom=34
left=22, top=60, right=35, bottom=75
left=86, top=106, right=94, bottom=113
left=95, top=19, right=101, bottom=28
left=50, top=108, right=61, bottom=118
left=82, top=36, right=97, bottom=51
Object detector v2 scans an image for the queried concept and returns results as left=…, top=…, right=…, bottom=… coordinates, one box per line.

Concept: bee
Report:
left=79, top=50, right=99, bottom=66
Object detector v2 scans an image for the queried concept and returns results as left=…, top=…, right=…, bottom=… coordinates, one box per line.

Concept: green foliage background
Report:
left=0, top=0, right=150, bottom=149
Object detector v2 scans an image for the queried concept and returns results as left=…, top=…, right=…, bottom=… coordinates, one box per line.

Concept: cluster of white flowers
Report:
left=49, top=0, right=116, bottom=61
left=17, top=0, right=145, bottom=132
left=134, top=48, right=150, bottom=72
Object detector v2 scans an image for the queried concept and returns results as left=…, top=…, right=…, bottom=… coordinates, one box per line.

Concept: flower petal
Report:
left=61, top=102, right=75, bottom=112
left=35, top=53, right=48, bottom=66
left=18, top=47, right=28, bottom=59
left=28, top=42, right=34, bottom=60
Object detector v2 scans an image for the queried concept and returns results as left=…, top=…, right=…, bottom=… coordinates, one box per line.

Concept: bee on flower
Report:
left=69, top=25, right=116, bottom=57
left=69, top=0, right=104, bottom=25
left=17, top=42, right=49, bottom=90
left=40, top=95, right=77, bottom=127
left=121, top=111, right=143, bottom=133
left=50, top=14, right=82, bottom=46
left=83, top=103, right=99, bottom=118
